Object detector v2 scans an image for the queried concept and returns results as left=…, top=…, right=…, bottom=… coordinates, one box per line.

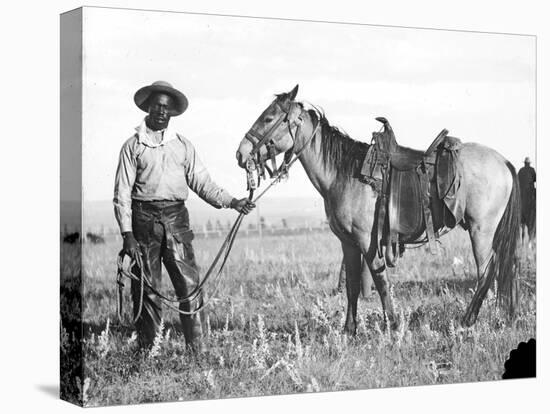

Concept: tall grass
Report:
left=62, top=229, right=536, bottom=406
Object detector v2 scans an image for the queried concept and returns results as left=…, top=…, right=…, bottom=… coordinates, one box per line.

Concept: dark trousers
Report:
left=131, top=200, right=204, bottom=350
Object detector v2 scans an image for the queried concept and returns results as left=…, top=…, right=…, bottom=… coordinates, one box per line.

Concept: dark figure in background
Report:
left=518, top=157, right=536, bottom=243
left=86, top=232, right=105, bottom=244
left=114, top=81, right=255, bottom=352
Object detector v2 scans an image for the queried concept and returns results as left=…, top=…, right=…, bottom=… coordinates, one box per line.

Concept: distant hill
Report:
left=74, top=196, right=328, bottom=232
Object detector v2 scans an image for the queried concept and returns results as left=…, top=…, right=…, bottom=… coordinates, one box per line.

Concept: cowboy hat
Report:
left=134, top=81, right=188, bottom=116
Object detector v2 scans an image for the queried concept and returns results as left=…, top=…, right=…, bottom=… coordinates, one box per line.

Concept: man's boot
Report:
left=181, top=312, right=206, bottom=354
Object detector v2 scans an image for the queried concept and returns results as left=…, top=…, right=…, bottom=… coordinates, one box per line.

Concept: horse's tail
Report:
left=493, top=161, right=521, bottom=316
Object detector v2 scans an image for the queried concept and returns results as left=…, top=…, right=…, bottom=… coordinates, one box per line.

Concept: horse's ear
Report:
left=289, top=84, right=299, bottom=100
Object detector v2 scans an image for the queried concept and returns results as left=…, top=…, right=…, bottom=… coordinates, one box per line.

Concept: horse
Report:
left=236, top=85, right=520, bottom=333
left=337, top=256, right=372, bottom=297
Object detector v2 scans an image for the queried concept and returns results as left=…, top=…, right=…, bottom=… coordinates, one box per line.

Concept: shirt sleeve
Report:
left=113, top=139, right=137, bottom=233
left=183, top=138, right=235, bottom=209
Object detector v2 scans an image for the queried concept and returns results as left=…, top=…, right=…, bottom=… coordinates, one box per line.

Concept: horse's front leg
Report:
left=336, top=258, right=346, bottom=293
left=342, top=242, right=362, bottom=335
left=365, top=247, right=399, bottom=330
left=336, top=256, right=372, bottom=297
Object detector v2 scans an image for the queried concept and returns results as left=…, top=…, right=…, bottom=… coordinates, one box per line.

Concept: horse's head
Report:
left=236, top=84, right=303, bottom=169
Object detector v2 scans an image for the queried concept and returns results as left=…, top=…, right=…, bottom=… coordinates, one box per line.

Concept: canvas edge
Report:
left=60, top=6, right=84, bottom=407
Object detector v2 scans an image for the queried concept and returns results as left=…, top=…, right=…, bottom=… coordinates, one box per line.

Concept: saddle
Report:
left=360, top=117, right=464, bottom=266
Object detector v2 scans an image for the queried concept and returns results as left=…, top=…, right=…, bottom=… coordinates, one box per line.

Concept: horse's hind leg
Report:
left=342, top=242, right=362, bottom=335
left=462, top=223, right=497, bottom=326
left=365, top=248, right=399, bottom=330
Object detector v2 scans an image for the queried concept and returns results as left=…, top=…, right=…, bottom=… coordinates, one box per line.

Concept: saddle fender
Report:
left=360, top=118, right=464, bottom=261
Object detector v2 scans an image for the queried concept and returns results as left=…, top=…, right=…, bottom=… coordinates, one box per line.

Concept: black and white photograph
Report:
left=58, top=5, right=540, bottom=408
left=10, top=0, right=550, bottom=412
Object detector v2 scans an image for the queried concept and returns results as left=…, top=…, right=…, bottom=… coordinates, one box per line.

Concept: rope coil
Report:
left=116, top=190, right=253, bottom=324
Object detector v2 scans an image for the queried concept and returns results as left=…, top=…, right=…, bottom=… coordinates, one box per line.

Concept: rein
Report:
left=116, top=189, right=254, bottom=322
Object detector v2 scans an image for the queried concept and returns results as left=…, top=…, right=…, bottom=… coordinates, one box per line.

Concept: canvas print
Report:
left=60, top=6, right=536, bottom=407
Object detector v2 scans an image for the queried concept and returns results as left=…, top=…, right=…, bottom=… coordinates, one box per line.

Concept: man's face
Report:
left=147, top=93, right=174, bottom=130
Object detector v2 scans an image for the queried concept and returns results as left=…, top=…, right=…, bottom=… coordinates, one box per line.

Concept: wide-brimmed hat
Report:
left=134, top=81, right=188, bottom=116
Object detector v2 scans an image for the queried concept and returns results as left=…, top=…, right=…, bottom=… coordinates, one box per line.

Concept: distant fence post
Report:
left=257, top=204, right=262, bottom=241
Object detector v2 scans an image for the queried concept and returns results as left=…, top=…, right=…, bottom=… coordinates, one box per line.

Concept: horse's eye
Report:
left=264, top=117, right=274, bottom=124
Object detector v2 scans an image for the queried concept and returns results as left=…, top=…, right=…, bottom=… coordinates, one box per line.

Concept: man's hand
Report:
left=122, top=232, right=140, bottom=258
left=231, top=198, right=256, bottom=215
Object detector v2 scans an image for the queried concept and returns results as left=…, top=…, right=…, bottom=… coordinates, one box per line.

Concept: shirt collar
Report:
left=135, top=117, right=177, bottom=148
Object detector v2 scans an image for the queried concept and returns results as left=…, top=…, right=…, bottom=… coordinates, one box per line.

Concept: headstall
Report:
left=244, top=100, right=304, bottom=190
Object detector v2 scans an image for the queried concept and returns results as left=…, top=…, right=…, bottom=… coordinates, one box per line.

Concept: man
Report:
left=518, top=156, right=536, bottom=240
left=114, top=81, right=255, bottom=351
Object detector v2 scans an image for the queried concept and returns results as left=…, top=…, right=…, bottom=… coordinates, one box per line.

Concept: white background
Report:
left=1, top=0, right=548, bottom=413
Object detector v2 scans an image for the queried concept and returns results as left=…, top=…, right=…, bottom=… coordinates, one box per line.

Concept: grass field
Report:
left=61, top=228, right=536, bottom=406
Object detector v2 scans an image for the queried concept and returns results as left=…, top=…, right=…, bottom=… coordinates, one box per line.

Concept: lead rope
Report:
left=116, top=115, right=320, bottom=324
left=116, top=189, right=254, bottom=323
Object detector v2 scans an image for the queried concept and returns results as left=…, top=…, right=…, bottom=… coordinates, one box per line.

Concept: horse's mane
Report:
left=274, top=93, right=370, bottom=180
left=307, top=107, right=370, bottom=181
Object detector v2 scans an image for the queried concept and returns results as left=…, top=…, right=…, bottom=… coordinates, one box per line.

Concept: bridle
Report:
left=244, top=99, right=319, bottom=191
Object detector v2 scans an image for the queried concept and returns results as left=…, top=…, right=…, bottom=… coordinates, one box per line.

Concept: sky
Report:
left=80, top=7, right=536, bottom=203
